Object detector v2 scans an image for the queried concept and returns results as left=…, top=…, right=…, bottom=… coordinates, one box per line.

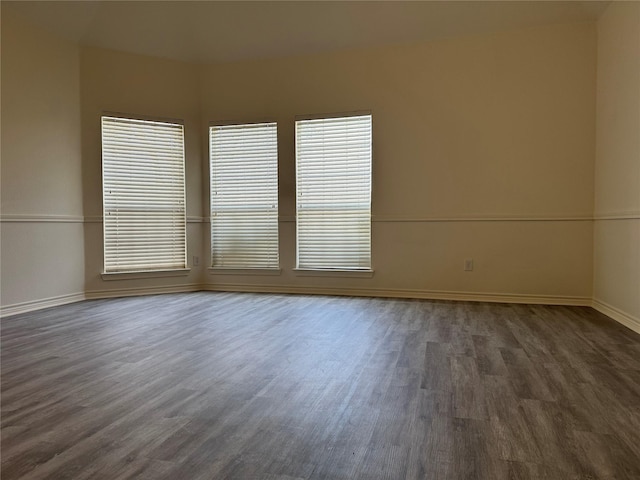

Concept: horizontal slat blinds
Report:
left=210, top=122, right=279, bottom=268
left=296, top=114, right=372, bottom=270
left=101, top=116, right=186, bottom=273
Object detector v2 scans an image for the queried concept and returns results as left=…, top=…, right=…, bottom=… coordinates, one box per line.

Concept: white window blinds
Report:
left=296, top=114, right=372, bottom=270
left=210, top=122, right=279, bottom=268
left=101, top=116, right=187, bottom=273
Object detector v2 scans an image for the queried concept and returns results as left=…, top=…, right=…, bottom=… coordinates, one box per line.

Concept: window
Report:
left=101, top=116, right=186, bottom=273
left=295, top=114, right=372, bottom=270
left=210, top=122, right=279, bottom=269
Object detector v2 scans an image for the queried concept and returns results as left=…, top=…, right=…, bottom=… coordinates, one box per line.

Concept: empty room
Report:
left=1, top=1, right=639, bottom=478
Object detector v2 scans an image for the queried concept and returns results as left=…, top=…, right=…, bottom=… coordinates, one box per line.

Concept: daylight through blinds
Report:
left=296, top=114, right=372, bottom=270
left=210, top=122, right=279, bottom=268
left=102, top=116, right=186, bottom=273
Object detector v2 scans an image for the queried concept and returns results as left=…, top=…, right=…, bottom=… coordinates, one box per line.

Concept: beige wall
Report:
left=202, top=22, right=596, bottom=301
left=1, top=9, right=85, bottom=310
left=79, top=47, right=204, bottom=296
left=1, top=14, right=607, bottom=313
left=594, top=2, right=640, bottom=328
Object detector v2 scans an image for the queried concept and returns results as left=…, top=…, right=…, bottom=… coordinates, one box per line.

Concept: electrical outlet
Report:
left=464, top=259, right=473, bottom=271
left=193, top=256, right=200, bottom=266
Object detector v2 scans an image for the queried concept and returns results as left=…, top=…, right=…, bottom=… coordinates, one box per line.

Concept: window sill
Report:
left=293, top=269, right=374, bottom=278
left=101, top=268, right=191, bottom=281
left=208, top=267, right=282, bottom=276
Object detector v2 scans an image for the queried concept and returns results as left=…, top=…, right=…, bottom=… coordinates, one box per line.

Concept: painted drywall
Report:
left=201, top=22, right=596, bottom=301
left=79, top=47, right=205, bottom=295
left=594, top=2, right=640, bottom=327
left=1, top=9, right=85, bottom=310
left=1, top=15, right=603, bottom=311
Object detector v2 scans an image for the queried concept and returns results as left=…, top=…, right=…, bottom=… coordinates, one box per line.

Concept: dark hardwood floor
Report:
left=1, top=292, right=639, bottom=479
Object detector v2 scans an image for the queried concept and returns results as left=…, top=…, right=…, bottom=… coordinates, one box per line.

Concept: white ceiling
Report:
left=3, top=1, right=610, bottom=64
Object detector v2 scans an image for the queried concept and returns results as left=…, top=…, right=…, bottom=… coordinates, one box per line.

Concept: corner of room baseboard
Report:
left=2, top=284, right=205, bottom=318
left=592, top=298, right=640, bottom=335
left=4, top=286, right=626, bottom=331
left=200, top=283, right=591, bottom=306
left=1, top=292, right=86, bottom=318
left=84, top=283, right=203, bottom=300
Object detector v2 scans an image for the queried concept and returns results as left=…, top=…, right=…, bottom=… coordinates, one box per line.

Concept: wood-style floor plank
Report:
left=1, top=292, right=639, bottom=479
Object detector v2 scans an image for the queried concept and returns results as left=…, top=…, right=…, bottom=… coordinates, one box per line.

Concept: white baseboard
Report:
left=0, top=284, right=597, bottom=319
left=592, top=298, right=640, bottom=334
left=1, top=292, right=86, bottom=318
left=202, top=283, right=591, bottom=306
left=85, top=283, right=201, bottom=300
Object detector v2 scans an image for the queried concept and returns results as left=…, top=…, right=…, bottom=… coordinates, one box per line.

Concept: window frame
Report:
left=101, top=113, right=188, bottom=276
left=294, top=111, right=373, bottom=273
left=208, top=120, right=280, bottom=272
